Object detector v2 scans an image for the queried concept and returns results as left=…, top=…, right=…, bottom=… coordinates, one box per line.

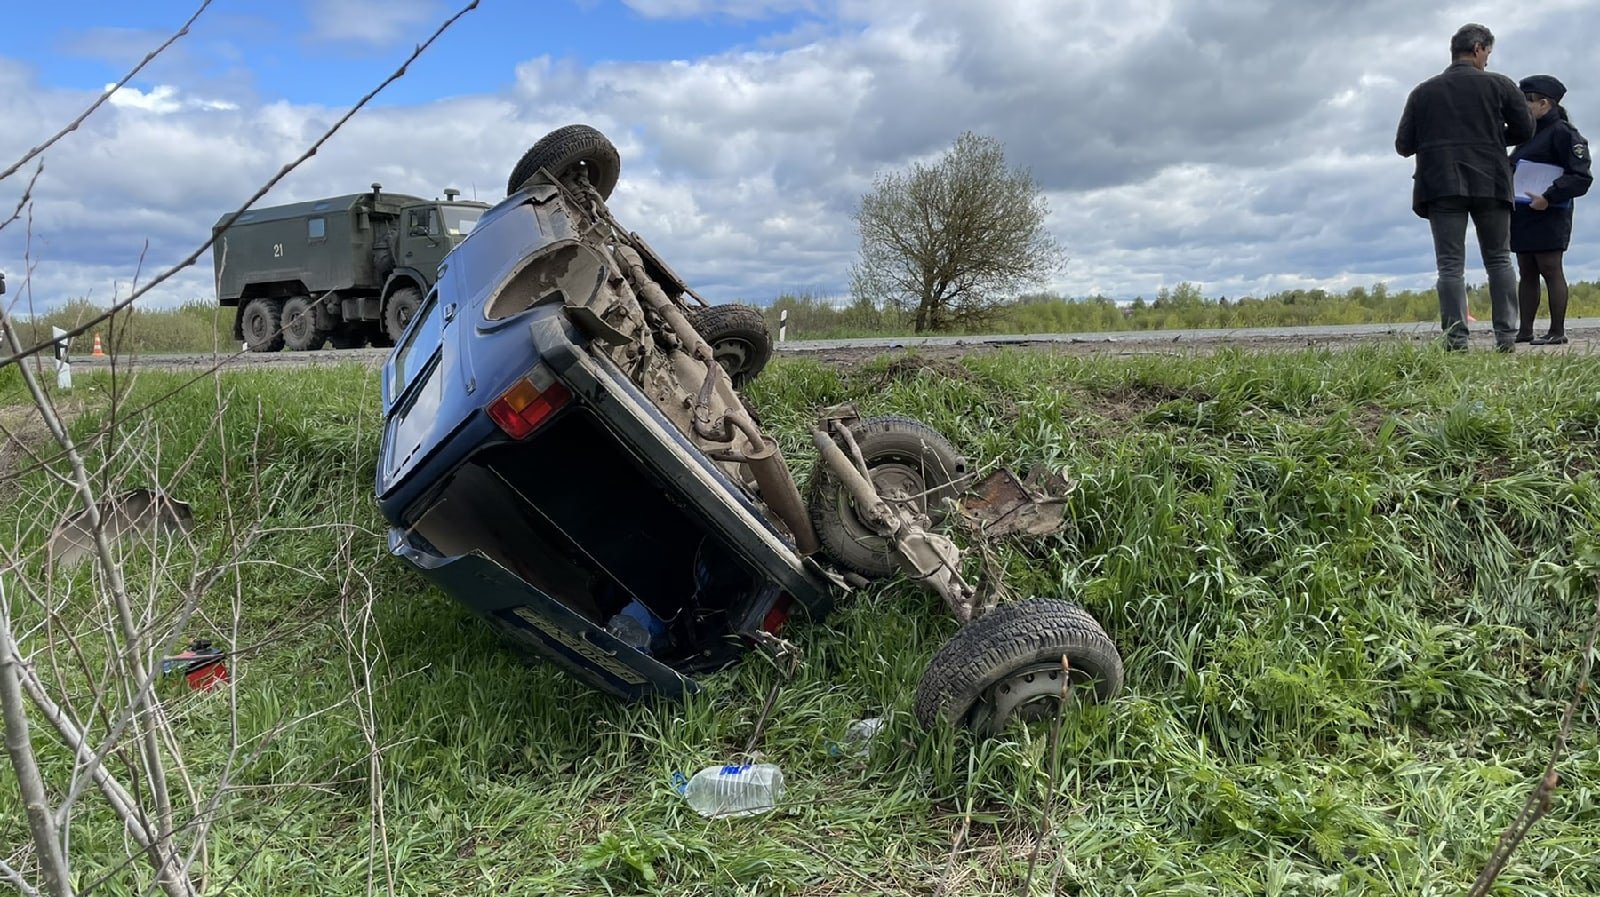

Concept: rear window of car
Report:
left=393, top=288, right=443, bottom=393
left=451, top=200, right=543, bottom=308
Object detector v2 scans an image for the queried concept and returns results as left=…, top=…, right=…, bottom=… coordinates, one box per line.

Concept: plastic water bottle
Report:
left=677, top=764, right=785, bottom=818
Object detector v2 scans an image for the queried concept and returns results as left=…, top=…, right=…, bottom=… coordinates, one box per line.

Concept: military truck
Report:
left=212, top=184, right=491, bottom=351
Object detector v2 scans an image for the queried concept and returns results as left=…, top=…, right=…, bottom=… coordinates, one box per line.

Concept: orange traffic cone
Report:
left=91, top=333, right=105, bottom=357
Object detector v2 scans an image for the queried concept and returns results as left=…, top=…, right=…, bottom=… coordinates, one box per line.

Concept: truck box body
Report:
left=212, top=192, right=426, bottom=304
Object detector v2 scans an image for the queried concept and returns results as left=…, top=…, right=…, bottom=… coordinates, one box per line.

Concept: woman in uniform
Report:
left=1511, top=74, right=1592, bottom=345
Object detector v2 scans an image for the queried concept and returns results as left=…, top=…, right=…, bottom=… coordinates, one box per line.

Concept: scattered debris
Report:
left=959, top=467, right=1074, bottom=539
left=160, top=639, right=229, bottom=691
left=828, top=716, right=886, bottom=757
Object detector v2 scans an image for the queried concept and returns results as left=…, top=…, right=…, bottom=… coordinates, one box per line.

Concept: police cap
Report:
left=1519, top=74, right=1567, bottom=101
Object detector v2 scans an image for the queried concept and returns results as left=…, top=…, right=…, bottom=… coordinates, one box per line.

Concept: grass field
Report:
left=3, top=342, right=1600, bottom=896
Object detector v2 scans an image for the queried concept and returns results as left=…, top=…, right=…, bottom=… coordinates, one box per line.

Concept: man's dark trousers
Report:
left=1426, top=196, right=1518, bottom=349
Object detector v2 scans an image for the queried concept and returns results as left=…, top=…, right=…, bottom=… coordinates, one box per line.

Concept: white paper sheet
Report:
left=1514, top=159, right=1564, bottom=201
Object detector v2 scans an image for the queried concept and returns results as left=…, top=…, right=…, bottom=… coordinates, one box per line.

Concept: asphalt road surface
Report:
left=55, top=317, right=1600, bottom=372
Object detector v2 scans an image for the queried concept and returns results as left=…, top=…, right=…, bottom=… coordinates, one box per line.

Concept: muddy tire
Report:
left=914, top=598, right=1123, bottom=737
left=384, top=287, right=423, bottom=343
left=692, top=304, right=772, bottom=388
left=281, top=296, right=325, bottom=351
left=328, top=326, right=366, bottom=349
left=507, top=124, right=621, bottom=199
left=808, top=416, right=966, bottom=579
left=239, top=298, right=284, bottom=353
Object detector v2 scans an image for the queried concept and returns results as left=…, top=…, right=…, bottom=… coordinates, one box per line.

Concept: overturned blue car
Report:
left=374, top=125, right=1125, bottom=736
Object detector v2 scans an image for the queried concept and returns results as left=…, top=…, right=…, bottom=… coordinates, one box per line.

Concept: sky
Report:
left=2, top=0, right=1598, bottom=312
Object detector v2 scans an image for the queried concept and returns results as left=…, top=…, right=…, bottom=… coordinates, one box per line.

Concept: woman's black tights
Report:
left=1517, top=251, right=1568, bottom=337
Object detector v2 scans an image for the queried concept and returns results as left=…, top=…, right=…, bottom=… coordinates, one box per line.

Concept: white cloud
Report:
left=621, top=0, right=822, bottom=18
left=105, top=84, right=239, bottom=114
left=303, top=0, right=443, bottom=46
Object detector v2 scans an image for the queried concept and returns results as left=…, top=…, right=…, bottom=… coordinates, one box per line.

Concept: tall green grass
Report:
left=2, top=343, right=1599, bottom=895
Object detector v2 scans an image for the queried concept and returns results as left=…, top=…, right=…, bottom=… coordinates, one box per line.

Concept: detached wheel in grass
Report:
left=807, top=416, right=966, bottom=579
left=384, top=286, right=423, bottom=343
left=239, top=298, right=284, bottom=353
left=914, top=598, right=1123, bottom=738
left=692, top=304, right=772, bottom=387
left=507, top=124, right=621, bottom=199
left=281, top=296, right=325, bottom=351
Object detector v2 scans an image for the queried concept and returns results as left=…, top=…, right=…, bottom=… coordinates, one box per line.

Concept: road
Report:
left=57, top=317, right=1600, bottom=371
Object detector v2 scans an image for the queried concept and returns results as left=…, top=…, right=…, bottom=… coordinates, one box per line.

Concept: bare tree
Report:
left=850, top=131, right=1063, bottom=333
left=0, top=3, right=479, bottom=895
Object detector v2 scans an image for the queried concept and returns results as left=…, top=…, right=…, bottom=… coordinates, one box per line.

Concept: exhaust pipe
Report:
left=613, top=243, right=820, bottom=555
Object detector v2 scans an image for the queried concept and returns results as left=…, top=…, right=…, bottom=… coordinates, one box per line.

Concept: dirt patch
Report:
left=868, top=354, right=977, bottom=387
left=1076, top=383, right=1214, bottom=424
left=1348, top=404, right=1393, bottom=439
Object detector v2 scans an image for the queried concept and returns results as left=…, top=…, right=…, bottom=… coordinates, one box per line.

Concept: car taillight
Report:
left=487, top=368, right=571, bottom=439
left=761, top=594, right=793, bottom=635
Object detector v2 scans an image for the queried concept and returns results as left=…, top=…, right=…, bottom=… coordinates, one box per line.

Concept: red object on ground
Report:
left=168, top=641, right=229, bottom=691
left=184, top=659, right=229, bottom=691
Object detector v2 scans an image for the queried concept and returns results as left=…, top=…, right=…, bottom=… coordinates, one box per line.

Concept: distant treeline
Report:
left=6, top=280, right=1600, bottom=355
left=6, top=299, right=234, bottom=357
left=760, top=280, right=1600, bottom=340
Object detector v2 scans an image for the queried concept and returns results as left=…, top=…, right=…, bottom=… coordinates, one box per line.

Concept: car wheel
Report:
left=239, top=298, right=285, bottom=353
left=507, top=124, right=621, bottom=199
left=691, top=304, right=772, bottom=388
left=807, top=416, right=966, bottom=579
left=281, top=296, right=325, bottom=351
left=913, top=598, right=1123, bottom=737
left=384, top=287, right=423, bottom=343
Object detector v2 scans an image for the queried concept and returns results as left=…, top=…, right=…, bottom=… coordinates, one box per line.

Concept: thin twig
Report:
left=0, top=856, right=42, bottom=897
left=0, top=165, right=43, bottom=239
left=0, top=0, right=483, bottom=372
left=0, top=1, right=215, bottom=185
left=1464, top=582, right=1600, bottom=896
left=932, top=798, right=974, bottom=897
left=1022, top=654, right=1072, bottom=896
left=741, top=632, right=801, bottom=759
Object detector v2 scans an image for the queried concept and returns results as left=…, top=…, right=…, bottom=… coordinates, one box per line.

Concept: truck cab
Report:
left=392, top=195, right=483, bottom=276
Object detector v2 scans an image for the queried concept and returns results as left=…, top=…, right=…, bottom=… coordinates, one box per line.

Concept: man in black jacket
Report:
left=1396, top=23, right=1535, bottom=351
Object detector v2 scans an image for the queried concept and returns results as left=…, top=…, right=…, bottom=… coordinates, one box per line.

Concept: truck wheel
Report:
left=239, top=298, right=285, bottom=353
left=691, top=304, right=772, bottom=388
left=384, top=287, right=423, bottom=343
left=507, top=124, right=620, bottom=199
left=281, top=296, right=325, bottom=351
left=807, top=416, right=966, bottom=579
left=913, top=598, right=1123, bottom=738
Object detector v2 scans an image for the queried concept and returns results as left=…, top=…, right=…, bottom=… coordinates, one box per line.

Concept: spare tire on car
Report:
left=508, top=124, right=621, bottom=199
left=914, top=598, right=1124, bottom=737
left=691, top=304, right=772, bottom=388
